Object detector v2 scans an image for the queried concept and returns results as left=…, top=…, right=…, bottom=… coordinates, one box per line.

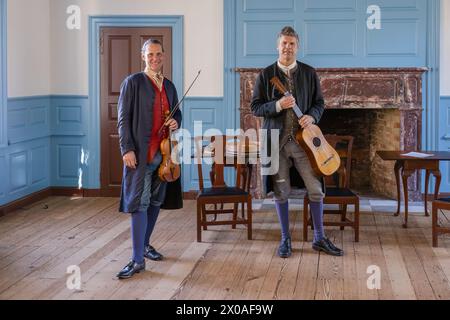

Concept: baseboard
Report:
left=83, top=189, right=103, bottom=197
left=51, top=187, right=84, bottom=197
left=183, top=191, right=198, bottom=200
left=0, top=188, right=52, bottom=216
left=0, top=187, right=100, bottom=216
left=0, top=188, right=198, bottom=216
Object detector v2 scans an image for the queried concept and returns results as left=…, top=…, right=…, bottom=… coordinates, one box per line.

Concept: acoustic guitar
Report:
left=270, top=76, right=340, bottom=176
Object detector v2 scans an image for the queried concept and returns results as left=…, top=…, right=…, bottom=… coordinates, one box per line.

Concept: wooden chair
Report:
left=303, top=135, right=360, bottom=242
left=431, top=198, right=450, bottom=247
left=195, top=135, right=252, bottom=242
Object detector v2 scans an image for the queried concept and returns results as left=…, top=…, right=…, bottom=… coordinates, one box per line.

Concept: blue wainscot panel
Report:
left=51, top=136, right=86, bottom=188
left=7, top=96, right=50, bottom=144
left=0, top=137, right=50, bottom=206
left=243, top=20, right=296, bottom=59
left=9, top=150, right=28, bottom=193
left=51, top=95, right=88, bottom=136
left=30, top=144, right=48, bottom=185
left=366, top=19, right=419, bottom=56
left=49, top=96, right=88, bottom=188
left=303, top=20, right=357, bottom=57
left=182, top=97, right=224, bottom=192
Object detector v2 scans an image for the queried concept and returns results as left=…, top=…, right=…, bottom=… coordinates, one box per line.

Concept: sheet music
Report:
left=401, top=151, right=434, bottom=158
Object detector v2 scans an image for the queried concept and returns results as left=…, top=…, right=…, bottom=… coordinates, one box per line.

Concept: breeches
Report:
left=272, top=140, right=324, bottom=203
left=137, top=151, right=167, bottom=212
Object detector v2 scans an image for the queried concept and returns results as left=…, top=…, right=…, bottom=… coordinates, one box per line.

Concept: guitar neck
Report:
left=271, top=77, right=305, bottom=119
left=293, top=104, right=303, bottom=119
left=284, top=93, right=304, bottom=119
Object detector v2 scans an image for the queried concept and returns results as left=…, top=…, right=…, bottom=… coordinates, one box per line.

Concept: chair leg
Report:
left=432, top=203, right=438, bottom=247
left=202, top=204, right=208, bottom=230
left=247, top=197, right=252, bottom=240
left=197, top=202, right=202, bottom=242
left=303, top=198, right=309, bottom=241
left=232, top=203, right=238, bottom=229
left=354, top=201, right=359, bottom=242
left=340, top=204, right=348, bottom=231
left=216, top=203, right=225, bottom=222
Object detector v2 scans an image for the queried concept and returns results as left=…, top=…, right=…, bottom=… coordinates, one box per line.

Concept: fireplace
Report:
left=236, top=67, right=427, bottom=200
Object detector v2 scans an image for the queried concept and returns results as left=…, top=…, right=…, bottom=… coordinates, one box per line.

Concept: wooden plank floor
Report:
left=1, top=196, right=450, bottom=300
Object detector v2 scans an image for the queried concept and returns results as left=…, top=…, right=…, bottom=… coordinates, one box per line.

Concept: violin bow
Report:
left=158, top=70, right=202, bottom=135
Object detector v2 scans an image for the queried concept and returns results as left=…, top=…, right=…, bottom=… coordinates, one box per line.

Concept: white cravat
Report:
left=275, top=60, right=298, bottom=113
left=277, top=60, right=297, bottom=75
left=146, top=69, right=164, bottom=91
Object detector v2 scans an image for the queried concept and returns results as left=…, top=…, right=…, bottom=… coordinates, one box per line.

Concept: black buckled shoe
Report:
left=116, top=260, right=145, bottom=279
left=144, top=245, right=163, bottom=261
left=277, top=237, right=292, bottom=258
left=312, top=238, right=344, bottom=256
left=324, top=237, right=344, bottom=255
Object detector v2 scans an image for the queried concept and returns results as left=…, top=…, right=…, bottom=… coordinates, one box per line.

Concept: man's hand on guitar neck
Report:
left=299, top=115, right=315, bottom=129
left=276, top=95, right=296, bottom=111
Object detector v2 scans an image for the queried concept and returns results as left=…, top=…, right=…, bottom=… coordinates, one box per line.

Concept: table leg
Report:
left=425, top=170, right=430, bottom=216
left=394, top=160, right=403, bottom=217
left=432, top=169, right=441, bottom=216
left=402, top=169, right=414, bottom=228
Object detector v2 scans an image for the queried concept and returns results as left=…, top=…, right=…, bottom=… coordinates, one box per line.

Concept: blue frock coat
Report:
left=117, top=72, right=182, bottom=213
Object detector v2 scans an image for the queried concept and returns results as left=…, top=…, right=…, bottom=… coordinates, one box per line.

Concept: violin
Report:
left=158, top=111, right=181, bottom=182
left=157, top=70, right=201, bottom=182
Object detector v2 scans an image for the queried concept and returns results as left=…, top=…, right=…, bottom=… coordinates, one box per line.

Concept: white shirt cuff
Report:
left=276, top=101, right=282, bottom=113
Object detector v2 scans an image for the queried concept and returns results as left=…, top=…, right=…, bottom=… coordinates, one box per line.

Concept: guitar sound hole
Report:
left=313, top=137, right=321, bottom=148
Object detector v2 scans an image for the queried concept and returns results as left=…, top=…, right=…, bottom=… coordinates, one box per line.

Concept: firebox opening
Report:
left=319, top=109, right=400, bottom=199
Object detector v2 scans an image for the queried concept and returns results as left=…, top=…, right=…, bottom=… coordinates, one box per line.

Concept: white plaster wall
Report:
left=441, top=0, right=450, bottom=96
left=8, top=0, right=51, bottom=97
left=49, top=0, right=223, bottom=96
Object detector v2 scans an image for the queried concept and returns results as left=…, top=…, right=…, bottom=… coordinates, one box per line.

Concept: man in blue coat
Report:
left=251, top=26, right=343, bottom=258
left=116, top=39, right=182, bottom=279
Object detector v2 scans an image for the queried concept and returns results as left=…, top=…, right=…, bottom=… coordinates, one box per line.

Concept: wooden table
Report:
left=376, top=151, right=450, bottom=228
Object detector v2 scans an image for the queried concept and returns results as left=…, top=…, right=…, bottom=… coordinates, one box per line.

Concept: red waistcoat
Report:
left=147, top=80, right=170, bottom=163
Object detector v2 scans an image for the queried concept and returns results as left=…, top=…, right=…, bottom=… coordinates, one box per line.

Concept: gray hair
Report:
left=277, top=26, right=299, bottom=46
left=141, top=39, right=164, bottom=54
